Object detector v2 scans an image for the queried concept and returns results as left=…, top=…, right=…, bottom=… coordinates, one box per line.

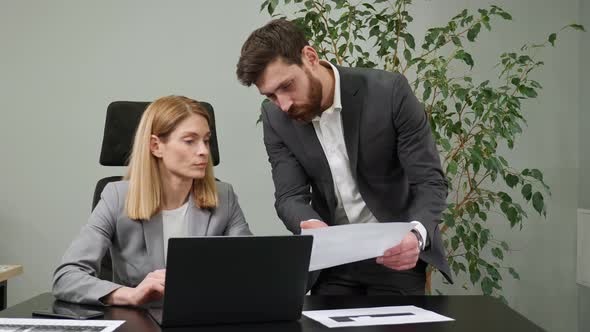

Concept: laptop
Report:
left=148, top=235, right=313, bottom=327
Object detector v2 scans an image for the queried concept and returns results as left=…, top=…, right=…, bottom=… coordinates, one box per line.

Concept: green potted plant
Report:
left=259, top=0, right=584, bottom=301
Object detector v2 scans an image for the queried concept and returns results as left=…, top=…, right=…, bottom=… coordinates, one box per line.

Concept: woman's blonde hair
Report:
left=124, top=95, right=218, bottom=220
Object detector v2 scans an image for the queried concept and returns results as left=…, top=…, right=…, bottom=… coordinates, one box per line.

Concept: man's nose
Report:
left=276, top=95, right=293, bottom=113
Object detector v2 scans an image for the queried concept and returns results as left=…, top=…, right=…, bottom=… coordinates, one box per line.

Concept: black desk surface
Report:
left=0, top=293, right=544, bottom=331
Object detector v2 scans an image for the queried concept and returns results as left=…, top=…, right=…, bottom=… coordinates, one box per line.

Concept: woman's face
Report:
left=151, top=113, right=211, bottom=181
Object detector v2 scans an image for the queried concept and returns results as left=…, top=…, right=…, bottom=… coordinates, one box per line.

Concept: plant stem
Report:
left=313, top=0, right=343, bottom=65
left=392, top=2, right=402, bottom=71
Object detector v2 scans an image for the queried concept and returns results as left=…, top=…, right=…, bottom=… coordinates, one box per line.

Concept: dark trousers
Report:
left=310, top=258, right=427, bottom=296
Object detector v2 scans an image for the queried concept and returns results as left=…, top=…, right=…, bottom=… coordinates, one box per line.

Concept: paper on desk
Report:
left=0, top=318, right=124, bottom=332
left=303, top=305, right=454, bottom=328
left=301, top=222, right=415, bottom=271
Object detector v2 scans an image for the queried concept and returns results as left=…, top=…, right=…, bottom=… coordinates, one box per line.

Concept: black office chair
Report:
left=93, top=100, right=220, bottom=281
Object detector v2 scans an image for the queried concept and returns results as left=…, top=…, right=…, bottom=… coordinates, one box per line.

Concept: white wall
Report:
left=412, top=1, right=581, bottom=331
left=578, top=0, right=590, bottom=330
left=415, top=1, right=581, bottom=331
left=0, top=1, right=583, bottom=331
left=580, top=0, right=590, bottom=210
left=0, top=0, right=285, bottom=306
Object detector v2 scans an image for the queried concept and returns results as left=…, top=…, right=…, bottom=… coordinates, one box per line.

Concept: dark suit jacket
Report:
left=262, top=65, right=452, bottom=283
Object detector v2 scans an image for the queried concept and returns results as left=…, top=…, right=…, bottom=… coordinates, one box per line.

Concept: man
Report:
left=237, top=19, right=452, bottom=295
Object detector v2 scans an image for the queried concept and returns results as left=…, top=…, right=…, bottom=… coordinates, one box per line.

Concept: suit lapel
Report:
left=293, top=121, right=331, bottom=172
left=142, top=213, right=165, bottom=270
left=291, top=66, right=364, bottom=176
left=289, top=66, right=364, bottom=211
left=338, top=66, right=363, bottom=175
left=186, top=197, right=212, bottom=236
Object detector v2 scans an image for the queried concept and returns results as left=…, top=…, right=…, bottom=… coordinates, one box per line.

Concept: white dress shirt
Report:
left=162, top=201, right=189, bottom=263
left=310, top=61, right=427, bottom=249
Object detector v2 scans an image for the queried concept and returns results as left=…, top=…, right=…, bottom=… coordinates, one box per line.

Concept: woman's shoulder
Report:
left=214, top=180, right=237, bottom=206
left=103, top=179, right=129, bottom=193
left=215, top=180, right=233, bottom=194
left=100, top=180, right=129, bottom=205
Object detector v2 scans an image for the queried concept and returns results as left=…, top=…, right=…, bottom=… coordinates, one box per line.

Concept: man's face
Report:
left=255, top=58, right=323, bottom=123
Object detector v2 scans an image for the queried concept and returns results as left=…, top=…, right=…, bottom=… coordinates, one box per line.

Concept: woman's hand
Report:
left=103, top=269, right=166, bottom=306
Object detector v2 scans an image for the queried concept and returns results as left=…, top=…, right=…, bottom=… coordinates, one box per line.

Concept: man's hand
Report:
left=300, top=220, right=328, bottom=229
left=376, top=232, right=420, bottom=271
left=103, top=269, right=166, bottom=306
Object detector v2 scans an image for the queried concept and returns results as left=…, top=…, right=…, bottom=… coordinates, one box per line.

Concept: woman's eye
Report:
left=184, top=140, right=194, bottom=145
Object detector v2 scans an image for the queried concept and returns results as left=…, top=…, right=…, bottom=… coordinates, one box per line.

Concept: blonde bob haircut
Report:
left=124, top=95, right=218, bottom=220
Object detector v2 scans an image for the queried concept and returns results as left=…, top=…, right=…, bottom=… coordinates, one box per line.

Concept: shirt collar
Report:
left=312, top=60, right=342, bottom=122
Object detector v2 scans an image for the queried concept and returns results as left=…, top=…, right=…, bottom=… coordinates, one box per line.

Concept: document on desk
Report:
left=0, top=318, right=124, bottom=332
left=303, top=305, right=454, bottom=328
left=301, top=222, right=415, bottom=271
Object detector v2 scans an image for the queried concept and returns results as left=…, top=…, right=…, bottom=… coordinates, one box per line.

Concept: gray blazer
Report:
left=52, top=180, right=251, bottom=305
left=262, top=66, right=451, bottom=282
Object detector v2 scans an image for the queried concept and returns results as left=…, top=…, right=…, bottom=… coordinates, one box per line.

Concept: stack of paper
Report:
left=0, top=318, right=124, bottom=332
left=303, top=305, right=454, bottom=328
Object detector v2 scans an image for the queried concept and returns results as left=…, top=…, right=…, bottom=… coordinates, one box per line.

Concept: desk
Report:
left=0, top=265, right=23, bottom=310
left=0, top=293, right=543, bottom=331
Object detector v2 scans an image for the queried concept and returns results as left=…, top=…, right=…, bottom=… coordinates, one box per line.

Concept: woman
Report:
left=52, top=96, right=251, bottom=306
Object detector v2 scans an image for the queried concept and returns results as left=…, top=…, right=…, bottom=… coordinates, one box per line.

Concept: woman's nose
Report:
left=196, top=141, right=209, bottom=156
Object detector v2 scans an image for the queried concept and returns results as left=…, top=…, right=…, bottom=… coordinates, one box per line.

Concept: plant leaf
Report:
left=521, top=183, right=533, bottom=201
left=532, top=192, right=544, bottom=215
left=568, top=24, right=586, bottom=31
left=509, top=267, right=521, bottom=280
left=548, top=33, right=557, bottom=46
left=492, top=247, right=504, bottom=260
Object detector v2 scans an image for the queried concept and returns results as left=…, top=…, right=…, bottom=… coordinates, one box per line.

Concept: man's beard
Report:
left=286, top=69, right=323, bottom=123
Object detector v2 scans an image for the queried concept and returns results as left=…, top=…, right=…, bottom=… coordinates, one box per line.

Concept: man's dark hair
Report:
left=236, top=19, right=309, bottom=86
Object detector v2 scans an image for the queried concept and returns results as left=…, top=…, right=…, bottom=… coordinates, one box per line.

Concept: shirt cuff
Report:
left=410, top=221, right=427, bottom=250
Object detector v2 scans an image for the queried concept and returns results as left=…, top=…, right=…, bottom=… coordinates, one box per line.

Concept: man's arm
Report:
left=377, top=75, right=448, bottom=271
left=262, top=103, right=322, bottom=234
left=391, top=74, right=448, bottom=247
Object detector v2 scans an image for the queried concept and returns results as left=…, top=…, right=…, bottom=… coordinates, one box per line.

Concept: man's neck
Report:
left=318, top=61, right=336, bottom=111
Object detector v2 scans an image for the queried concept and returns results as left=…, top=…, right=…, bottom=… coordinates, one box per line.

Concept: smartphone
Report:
left=32, top=301, right=104, bottom=320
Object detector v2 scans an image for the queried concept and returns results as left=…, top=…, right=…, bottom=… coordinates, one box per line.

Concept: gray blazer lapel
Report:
left=142, top=214, right=165, bottom=270
left=187, top=198, right=212, bottom=236
left=339, top=67, right=363, bottom=175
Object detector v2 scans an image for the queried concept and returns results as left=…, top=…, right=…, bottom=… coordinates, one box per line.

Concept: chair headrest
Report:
left=99, top=101, right=220, bottom=166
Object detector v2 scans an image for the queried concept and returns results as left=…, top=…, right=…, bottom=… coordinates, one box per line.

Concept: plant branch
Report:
left=391, top=1, right=403, bottom=70
left=313, top=0, right=343, bottom=64
left=416, top=18, right=484, bottom=62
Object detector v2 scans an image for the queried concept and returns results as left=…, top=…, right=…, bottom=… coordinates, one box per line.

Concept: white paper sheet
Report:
left=301, top=222, right=415, bottom=271
left=303, top=305, right=454, bottom=328
left=0, top=318, right=124, bottom=332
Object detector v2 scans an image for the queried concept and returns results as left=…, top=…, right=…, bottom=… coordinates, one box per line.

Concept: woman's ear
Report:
left=150, top=135, right=163, bottom=158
